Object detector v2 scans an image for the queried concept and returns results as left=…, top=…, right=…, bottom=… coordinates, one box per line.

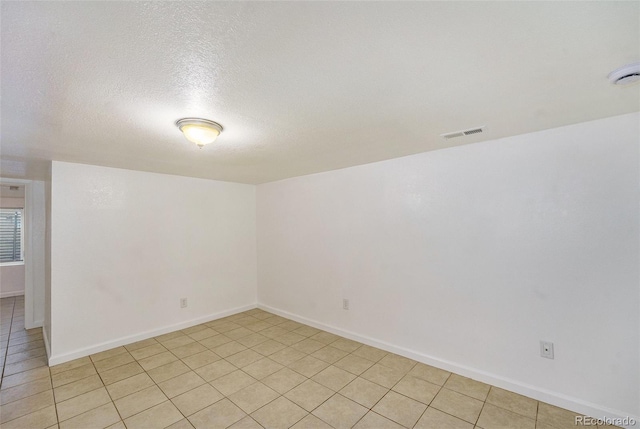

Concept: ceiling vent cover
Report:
left=441, top=126, right=485, bottom=140
left=463, top=128, right=483, bottom=136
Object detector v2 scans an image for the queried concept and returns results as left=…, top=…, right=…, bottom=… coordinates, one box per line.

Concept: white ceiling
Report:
left=1, top=2, right=638, bottom=184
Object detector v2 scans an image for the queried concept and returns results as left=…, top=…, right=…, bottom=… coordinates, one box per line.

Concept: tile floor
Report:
left=0, top=296, right=616, bottom=429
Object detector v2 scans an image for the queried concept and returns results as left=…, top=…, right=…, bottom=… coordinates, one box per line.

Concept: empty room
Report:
left=0, top=2, right=638, bottom=429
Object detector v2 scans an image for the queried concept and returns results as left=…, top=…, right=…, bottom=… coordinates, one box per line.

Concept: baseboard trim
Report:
left=258, top=303, right=638, bottom=429
left=43, top=327, right=51, bottom=363
left=0, top=291, right=24, bottom=298
left=48, top=303, right=257, bottom=366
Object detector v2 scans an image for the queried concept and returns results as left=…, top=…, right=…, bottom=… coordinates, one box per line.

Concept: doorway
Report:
left=0, top=179, right=45, bottom=330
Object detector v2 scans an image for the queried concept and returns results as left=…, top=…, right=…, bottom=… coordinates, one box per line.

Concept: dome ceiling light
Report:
left=175, top=118, right=224, bottom=148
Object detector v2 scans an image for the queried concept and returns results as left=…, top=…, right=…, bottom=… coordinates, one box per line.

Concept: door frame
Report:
left=0, top=177, right=39, bottom=329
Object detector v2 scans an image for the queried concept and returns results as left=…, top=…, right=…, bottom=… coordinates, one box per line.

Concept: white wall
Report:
left=49, top=162, right=257, bottom=364
left=44, top=167, right=52, bottom=358
left=29, top=181, right=46, bottom=327
left=0, top=265, right=24, bottom=297
left=257, top=113, right=640, bottom=421
left=0, top=197, right=24, bottom=208
left=0, top=196, right=25, bottom=297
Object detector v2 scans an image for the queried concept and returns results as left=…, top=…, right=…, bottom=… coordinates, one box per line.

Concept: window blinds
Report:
left=0, top=208, right=23, bottom=263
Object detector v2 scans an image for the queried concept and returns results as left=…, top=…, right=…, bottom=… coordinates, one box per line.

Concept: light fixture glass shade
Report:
left=176, top=118, right=223, bottom=147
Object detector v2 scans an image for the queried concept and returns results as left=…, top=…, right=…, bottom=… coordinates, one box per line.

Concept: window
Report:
left=0, top=208, right=23, bottom=263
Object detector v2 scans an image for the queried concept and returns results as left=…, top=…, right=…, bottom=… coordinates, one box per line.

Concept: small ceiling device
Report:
left=608, top=62, right=640, bottom=85
left=440, top=126, right=485, bottom=140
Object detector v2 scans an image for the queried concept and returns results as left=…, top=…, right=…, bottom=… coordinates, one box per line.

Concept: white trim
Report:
left=0, top=178, right=36, bottom=330
left=0, top=208, right=25, bottom=264
left=0, top=291, right=24, bottom=298
left=23, top=182, right=34, bottom=329
left=0, top=261, right=25, bottom=267
left=258, top=303, right=639, bottom=429
left=19, top=207, right=25, bottom=263
left=48, top=303, right=257, bottom=366
left=43, top=326, right=51, bottom=363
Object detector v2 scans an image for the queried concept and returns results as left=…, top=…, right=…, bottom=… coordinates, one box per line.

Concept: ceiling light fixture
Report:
left=608, top=62, right=640, bottom=85
left=175, top=118, right=224, bottom=148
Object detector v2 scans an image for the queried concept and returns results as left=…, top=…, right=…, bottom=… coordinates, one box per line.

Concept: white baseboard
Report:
left=48, top=303, right=257, bottom=366
left=43, top=327, right=51, bottom=363
left=0, top=291, right=24, bottom=298
left=259, top=303, right=639, bottom=429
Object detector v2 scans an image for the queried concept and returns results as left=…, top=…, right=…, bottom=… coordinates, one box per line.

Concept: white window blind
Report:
left=0, top=208, right=23, bottom=263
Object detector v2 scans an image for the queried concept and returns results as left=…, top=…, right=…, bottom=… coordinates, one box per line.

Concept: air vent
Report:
left=463, top=128, right=483, bottom=136
left=441, top=126, right=485, bottom=140
left=441, top=132, right=465, bottom=140
left=9, top=186, right=19, bottom=191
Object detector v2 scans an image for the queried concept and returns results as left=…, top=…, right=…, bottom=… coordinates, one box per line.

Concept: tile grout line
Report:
left=92, top=331, right=266, bottom=426
left=406, top=370, right=451, bottom=429
left=5, top=334, right=403, bottom=428
left=474, top=394, right=488, bottom=428
left=351, top=360, right=435, bottom=429
left=98, top=351, right=129, bottom=428
left=174, top=318, right=316, bottom=425
left=274, top=347, right=393, bottom=429
left=97, top=348, right=177, bottom=426
left=1, top=303, right=575, bottom=429
left=19, top=311, right=405, bottom=425
left=0, top=297, right=17, bottom=389
left=0, top=298, right=56, bottom=427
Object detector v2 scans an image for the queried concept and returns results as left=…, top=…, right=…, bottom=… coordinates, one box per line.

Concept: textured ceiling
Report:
left=1, top=1, right=638, bottom=184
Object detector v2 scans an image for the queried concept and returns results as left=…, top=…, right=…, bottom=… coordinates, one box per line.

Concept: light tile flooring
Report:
left=0, top=296, right=616, bottom=429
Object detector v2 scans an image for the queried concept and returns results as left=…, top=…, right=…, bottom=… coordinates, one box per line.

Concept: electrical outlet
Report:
left=343, top=299, right=349, bottom=310
left=540, top=341, right=554, bottom=359
left=180, top=298, right=188, bottom=308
